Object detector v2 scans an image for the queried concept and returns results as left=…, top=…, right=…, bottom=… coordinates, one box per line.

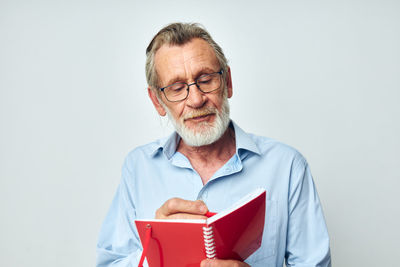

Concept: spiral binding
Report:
left=203, top=226, right=216, bottom=259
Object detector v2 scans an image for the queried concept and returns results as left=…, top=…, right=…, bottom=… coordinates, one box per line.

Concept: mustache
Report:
left=183, top=106, right=217, bottom=120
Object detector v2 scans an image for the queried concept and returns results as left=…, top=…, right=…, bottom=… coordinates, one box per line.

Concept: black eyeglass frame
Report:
left=159, top=69, right=224, bottom=102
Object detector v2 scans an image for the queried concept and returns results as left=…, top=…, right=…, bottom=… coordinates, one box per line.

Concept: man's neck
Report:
left=177, top=126, right=236, bottom=184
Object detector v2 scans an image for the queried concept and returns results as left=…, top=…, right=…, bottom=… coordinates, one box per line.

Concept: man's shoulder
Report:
left=123, top=138, right=165, bottom=165
left=247, top=132, right=307, bottom=164
left=233, top=122, right=305, bottom=163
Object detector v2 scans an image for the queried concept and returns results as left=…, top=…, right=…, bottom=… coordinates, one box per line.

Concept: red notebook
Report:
left=135, top=188, right=266, bottom=267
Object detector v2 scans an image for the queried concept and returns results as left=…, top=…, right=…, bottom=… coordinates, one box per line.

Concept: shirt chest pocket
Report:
left=245, top=200, right=278, bottom=266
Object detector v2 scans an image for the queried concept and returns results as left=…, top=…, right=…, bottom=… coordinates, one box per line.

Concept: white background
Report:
left=1, top=0, right=399, bottom=266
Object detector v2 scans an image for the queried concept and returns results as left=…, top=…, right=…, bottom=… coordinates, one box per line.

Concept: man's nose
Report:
left=186, top=82, right=206, bottom=107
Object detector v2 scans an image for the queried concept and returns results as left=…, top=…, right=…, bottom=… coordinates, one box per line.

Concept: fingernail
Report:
left=198, top=201, right=207, bottom=213
left=200, top=205, right=207, bottom=213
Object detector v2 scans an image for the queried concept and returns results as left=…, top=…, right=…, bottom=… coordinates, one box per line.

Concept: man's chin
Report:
left=183, top=121, right=213, bottom=132
left=178, top=124, right=225, bottom=147
left=180, top=135, right=217, bottom=147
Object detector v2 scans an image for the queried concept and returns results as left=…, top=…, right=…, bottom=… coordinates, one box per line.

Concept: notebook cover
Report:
left=209, top=190, right=266, bottom=260
left=135, top=220, right=207, bottom=267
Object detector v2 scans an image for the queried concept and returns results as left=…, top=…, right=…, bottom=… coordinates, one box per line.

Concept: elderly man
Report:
left=97, top=23, right=331, bottom=267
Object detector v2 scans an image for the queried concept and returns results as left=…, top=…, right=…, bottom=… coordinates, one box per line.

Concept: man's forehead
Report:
left=154, top=38, right=219, bottom=83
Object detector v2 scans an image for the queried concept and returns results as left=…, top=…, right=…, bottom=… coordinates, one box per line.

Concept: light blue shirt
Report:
left=96, top=122, right=331, bottom=267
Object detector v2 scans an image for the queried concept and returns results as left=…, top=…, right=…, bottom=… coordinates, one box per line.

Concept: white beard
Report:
left=162, top=94, right=231, bottom=147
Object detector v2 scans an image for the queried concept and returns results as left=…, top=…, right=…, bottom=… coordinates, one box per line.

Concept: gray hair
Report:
left=145, top=22, right=229, bottom=90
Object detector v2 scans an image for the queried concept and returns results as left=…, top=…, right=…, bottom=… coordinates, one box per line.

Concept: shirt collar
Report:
left=149, top=132, right=179, bottom=159
left=231, top=121, right=261, bottom=156
left=149, top=120, right=261, bottom=159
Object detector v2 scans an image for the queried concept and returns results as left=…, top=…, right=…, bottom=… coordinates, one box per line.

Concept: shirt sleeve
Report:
left=285, top=157, right=331, bottom=267
left=96, top=162, right=147, bottom=267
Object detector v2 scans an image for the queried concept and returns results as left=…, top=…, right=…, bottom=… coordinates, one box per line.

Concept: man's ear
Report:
left=148, top=87, right=167, bottom=116
left=226, top=67, right=233, bottom=98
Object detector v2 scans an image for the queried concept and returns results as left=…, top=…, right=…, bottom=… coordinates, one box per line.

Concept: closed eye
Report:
left=168, top=83, right=187, bottom=92
left=197, top=75, right=212, bottom=84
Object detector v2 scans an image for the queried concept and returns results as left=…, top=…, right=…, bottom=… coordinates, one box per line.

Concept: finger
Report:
left=167, top=213, right=208, bottom=220
left=156, top=198, right=208, bottom=219
left=200, top=259, right=250, bottom=267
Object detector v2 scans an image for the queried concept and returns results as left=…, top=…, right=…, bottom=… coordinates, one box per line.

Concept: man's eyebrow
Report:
left=194, top=67, right=217, bottom=77
left=164, top=75, right=186, bottom=87
left=163, top=67, right=218, bottom=87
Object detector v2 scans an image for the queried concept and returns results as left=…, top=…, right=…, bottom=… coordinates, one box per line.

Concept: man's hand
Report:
left=200, top=259, right=250, bottom=267
left=155, top=198, right=209, bottom=219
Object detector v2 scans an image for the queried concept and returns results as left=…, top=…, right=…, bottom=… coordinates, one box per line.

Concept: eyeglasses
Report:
left=159, top=69, right=224, bottom=102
